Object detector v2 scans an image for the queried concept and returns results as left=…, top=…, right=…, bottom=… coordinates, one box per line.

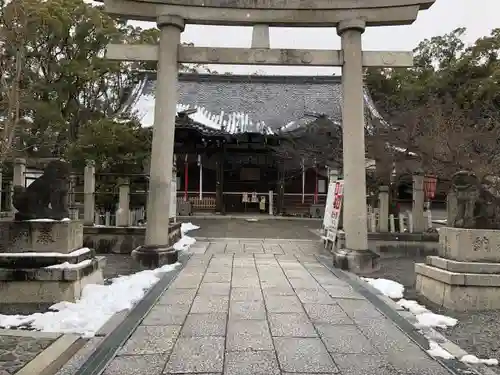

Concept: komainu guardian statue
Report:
left=450, top=170, right=500, bottom=229
left=13, top=160, right=70, bottom=221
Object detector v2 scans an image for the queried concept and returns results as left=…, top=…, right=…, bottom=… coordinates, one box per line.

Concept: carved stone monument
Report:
left=415, top=171, right=500, bottom=310
left=0, top=160, right=106, bottom=303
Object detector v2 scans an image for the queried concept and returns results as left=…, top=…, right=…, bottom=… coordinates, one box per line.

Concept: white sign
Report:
left=323, top=177, right=337, bottom=229
left=325, top=180, right=344, bottom=244
left=251, top=192, right=258, bottom=203
left=242, top=192, right=249, bottom=202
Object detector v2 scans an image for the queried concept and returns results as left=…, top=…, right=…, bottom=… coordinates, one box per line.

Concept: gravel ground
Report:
left=0, top=335, right=55, bottom=374
left=370, top=255, right=500, bottom=372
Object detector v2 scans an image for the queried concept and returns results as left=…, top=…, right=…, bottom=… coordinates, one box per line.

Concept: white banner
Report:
left=323, top=175, right=338, bottom=228
left=325, top=180, right=344, bottom=244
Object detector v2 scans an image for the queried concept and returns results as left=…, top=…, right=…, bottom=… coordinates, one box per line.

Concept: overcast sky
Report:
left=129, top=0, right=499, bottom=75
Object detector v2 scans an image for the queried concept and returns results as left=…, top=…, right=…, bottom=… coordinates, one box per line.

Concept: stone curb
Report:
left=315, top=255, right=493, bottom=375
left=72, top=252, right=192, bottom=375
left=194, top=237, right=320, bottom=242
left=15, top=334, right=85, bottom=375
left=178, top=215, right=322, bottom=221
left=0, top=329, right=60, bottom=339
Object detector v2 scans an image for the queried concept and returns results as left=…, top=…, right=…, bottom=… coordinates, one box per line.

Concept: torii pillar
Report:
left=132, top=15, right=184, bottom=268
left=334, top=19, right=377, bottom=273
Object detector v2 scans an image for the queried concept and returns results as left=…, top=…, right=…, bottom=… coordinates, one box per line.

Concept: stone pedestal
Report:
left=333, top=248, right=380, bottom=274
left=0, top=220, right=105, bottom=303
left=132, top=222, right=182, bottom=269
left=0, top=220, right=83, bottom=253
left=415, top=226, right=500, bottom=311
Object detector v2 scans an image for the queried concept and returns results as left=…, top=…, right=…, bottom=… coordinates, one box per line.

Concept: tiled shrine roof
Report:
left=121, top=73, right=387, bottom=136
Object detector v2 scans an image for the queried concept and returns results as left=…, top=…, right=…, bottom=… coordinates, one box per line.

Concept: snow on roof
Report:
left=128, top=78, right=275, bottom=135
left=124, top=73, right=388, bottom=136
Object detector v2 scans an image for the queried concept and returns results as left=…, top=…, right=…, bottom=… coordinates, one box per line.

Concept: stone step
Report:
left=425, top=255, right=500, bottom=274
left=415, top=262, right=500, bottom=287
left=0, top=248, right=95, bottom=269
left=0, top=256, right=106, bottom=282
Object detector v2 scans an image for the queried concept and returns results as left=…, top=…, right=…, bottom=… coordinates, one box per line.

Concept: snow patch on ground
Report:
left=461, top=355, right=499, bottom=366
left=427, top=341, right=454, bottom=359
left=0, top=222, right=200, bottom=337
left=46, top=260, right=93, bottom=269
left=362, top=277, right=498, bottom=365
left=27, top=218, right=71, bottom=222
left=398, top=299, right=457, bottom=328
left=362, top=277, right=404, bottom=299
left=4, top=247, right=91, bottom=258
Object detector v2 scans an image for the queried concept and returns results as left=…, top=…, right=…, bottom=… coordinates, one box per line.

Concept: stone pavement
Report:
left=102, top=239, right=453, bottom=375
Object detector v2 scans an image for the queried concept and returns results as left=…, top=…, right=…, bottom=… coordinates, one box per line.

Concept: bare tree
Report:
left=379, top=96, right=500, bottom=181
left=273, top=115, right=343, bottom=175
left=0, top=0, right=32, bottom=163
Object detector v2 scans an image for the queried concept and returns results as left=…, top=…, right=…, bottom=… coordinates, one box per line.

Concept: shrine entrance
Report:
left=104, top=0, right=436, bottom=271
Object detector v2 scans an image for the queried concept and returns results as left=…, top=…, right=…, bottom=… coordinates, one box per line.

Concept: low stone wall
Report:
left=83, top=223, right=182, bottom=254
left=336, top=232, right=439, bottom=257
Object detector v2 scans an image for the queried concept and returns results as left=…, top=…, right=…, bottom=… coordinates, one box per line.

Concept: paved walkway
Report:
left=102, top=240, right=452, bottom=375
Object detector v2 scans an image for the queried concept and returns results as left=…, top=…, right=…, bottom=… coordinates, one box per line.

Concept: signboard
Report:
left=325, top=180, right=344, bottom=245
left=242, top=192, right=249, bottom=203
left=323, top=177, right=337, bottom=229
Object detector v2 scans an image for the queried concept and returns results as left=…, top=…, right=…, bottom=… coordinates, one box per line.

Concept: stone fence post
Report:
left=13, top=158, right=26, bottom=187
left=84, top=161, right=95, bottom=225
left=0, top=167, right=3, bottom=211
left=116, top=178, right=130, bottom=227
left=11, top=158, right=26, bottom=214
left=378, top=186, right=389, bottom=232
left=446, top=189, right=457, bottom=226
left=412, top=173, right=425, bottom=232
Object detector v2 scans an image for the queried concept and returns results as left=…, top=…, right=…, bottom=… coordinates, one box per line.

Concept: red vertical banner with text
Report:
left=328, top=180, right=344, bottom=244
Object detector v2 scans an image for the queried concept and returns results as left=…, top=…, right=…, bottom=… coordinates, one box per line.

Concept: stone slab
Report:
left=439, top=226, right=500, bottom=262
left=415, top=263, right=500, bottom=287
left=416, top=272, right=500, bottom=311
left=224, top=350, right=280, bottom=375
left=118, top=325, right=180, bottom=355
left=273, top=337, right=339, bottom=373
left=303, top=303, right=354, bottom=325
left=416, top=274, right=500, bottom=311
left=0, top=265, right=104, bottom=303
left=181, top=313, right=227, bottom=337
left=268, top=313, right=317, bottom=337
left=226, top=319, right=273, bottom=351
left=164, top=337, right=225, bottom=373
left=15, top=334, right=81, bottom=375
left=0, top=221, right=83, bottom=254
left=102, top=354, right=167, bottom=375
left=426, top=255, right=500, bottom=274
left=0, top=256, right=106, bottom=282
left=0, top=247, right=94, bottom=269
left=315, top=323, right=377, bottom=354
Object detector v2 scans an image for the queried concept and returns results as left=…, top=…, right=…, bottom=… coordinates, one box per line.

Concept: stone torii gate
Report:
left=103, top=0, right=435, bottom=271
